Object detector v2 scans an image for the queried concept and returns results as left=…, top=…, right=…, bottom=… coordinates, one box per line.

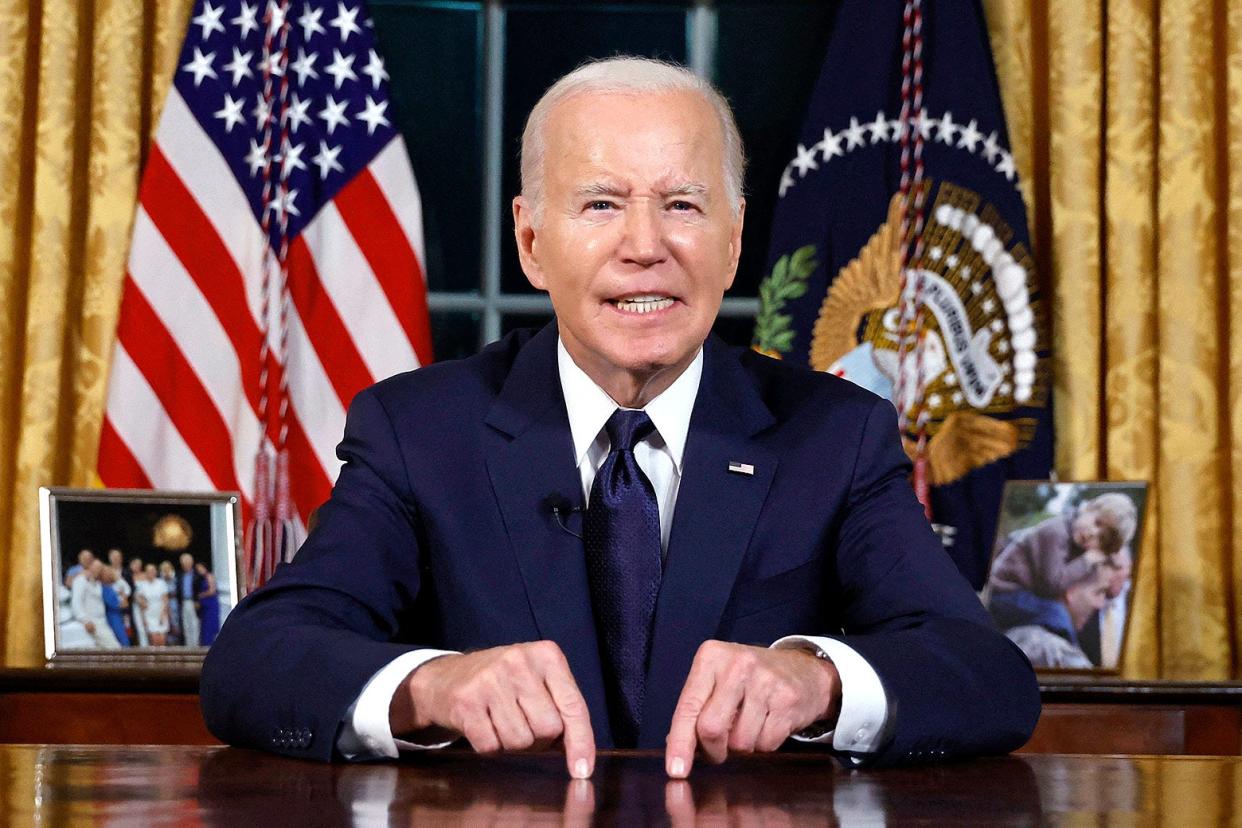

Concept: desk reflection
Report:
left=194, top=749, right=1043, bottom=826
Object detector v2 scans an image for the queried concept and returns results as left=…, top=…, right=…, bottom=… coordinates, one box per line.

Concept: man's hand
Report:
left=390, top=641, right=595, bottom=779
left=664, top=641, right=841, bottom=778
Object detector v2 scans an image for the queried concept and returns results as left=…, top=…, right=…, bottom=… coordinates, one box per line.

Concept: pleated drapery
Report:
left=0, top=1, right=1238, bottom=677
left=0, top=0, right=192, bottom=666
left=986, top=0, right=1241, bottom=679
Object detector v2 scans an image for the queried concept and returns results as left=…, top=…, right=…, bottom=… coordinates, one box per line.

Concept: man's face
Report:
left=108, top=549, right=122, bottom=567
left=180, top=554, right=193, bottom=572
left=514, top=90, right=744, bottom=396
left=1071, top=508, right=1104, bottom=550
left=130, top=558, right=143, bottom=574
left=78, top=550, right=94, bottom=568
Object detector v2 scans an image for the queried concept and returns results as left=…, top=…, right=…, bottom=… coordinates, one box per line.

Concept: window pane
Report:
left=500, top=4, right=688, bottom=294
left=716, top=1, right=837, bottom=297
left=499, top=313, right=556, bottom=342
left=430, top=311, right=482, bottom=361
left=373, top=2, right=484, bottom=293
left=712, top=314, right=758, bottom=349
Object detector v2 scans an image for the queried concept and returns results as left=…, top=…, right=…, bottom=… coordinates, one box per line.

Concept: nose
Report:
left=619, top=200, right=667, bottom=266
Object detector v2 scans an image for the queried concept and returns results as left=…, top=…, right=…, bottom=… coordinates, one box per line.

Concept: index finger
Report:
left=543, top=651, right=596, bottom=779
left=665, top=656, right=717, bottom=779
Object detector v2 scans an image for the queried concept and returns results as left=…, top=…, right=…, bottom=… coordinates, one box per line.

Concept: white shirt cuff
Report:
left=771, top=634, right=890, bottom=754
left=335, top=648, right=459, bottom=759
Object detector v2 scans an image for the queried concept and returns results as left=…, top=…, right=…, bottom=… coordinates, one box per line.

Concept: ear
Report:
left=512, top=196, right=547, bottom=290
left=724, top=198, right=746, bottom=291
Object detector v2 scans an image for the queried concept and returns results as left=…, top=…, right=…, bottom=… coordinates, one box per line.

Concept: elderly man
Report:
left=70, top=559, right=121, bottom=649
left=202, top=57, right=1039, bottom=775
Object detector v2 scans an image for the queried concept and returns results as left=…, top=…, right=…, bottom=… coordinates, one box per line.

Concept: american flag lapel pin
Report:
left=728, top=461, right=755, bottom=476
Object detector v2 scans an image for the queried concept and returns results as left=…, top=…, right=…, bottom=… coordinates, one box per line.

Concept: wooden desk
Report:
left=0, top=745, right=1239, bottom=824
left=3, top=668, right=1241, bottom=755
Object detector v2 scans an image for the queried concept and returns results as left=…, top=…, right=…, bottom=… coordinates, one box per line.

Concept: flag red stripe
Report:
left=287, top=236, right=375, bottom=409
left=97, top=417, right=153, bottom=489
left=116, top=280, right=243, bottom=494
left=333, top=170, right=434, bottom=365
left=140, top=146, right=264, bottom=414
left=284, top=416, right=333, bottom=520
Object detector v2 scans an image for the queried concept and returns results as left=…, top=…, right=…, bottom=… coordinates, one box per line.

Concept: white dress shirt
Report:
left=336, top=338, right=891, bottom=759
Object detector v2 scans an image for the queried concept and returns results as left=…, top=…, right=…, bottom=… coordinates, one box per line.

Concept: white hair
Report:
left=519, top=56, right=746, bottom=224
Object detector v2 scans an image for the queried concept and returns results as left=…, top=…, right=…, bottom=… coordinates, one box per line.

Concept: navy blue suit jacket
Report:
left=201, top=324, right=1039, bottom=765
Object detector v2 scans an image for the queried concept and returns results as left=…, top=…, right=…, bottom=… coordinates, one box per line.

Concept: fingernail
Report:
left=669, top=757, right=685, bottom=778
left=574, top=758, right=590, bottom=779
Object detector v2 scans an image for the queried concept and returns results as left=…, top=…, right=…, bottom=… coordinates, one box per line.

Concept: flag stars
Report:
left=318, top=94, right=350, bottom=134
left=326, top=49, right=358, bottom=89
left=253, top=94, right=273, bottom=129
left=990, top=318, right=1005, bottom=333
left=331, top=2, right=363, bottom=42
left=231, top=2, right=259, bottom=39
left=928, top=393, right=943, bottom=408
left=223, top=47, right=254, bottom=86
left=981, top=297, right=996, bottom=313
left=951, top=391, right=963, bottom=405
left=267, top=187, right=300, bottom=219
left=245, top=138, right=268, bottom=176
left=214, top=93, right=246, bottom=133
left=298, top=4, right=326, bottom=40
left=362, top=49, right=389, bottom=89
left=290, top=48, right=318, bottom=85
left=192, top=1, right=226, bottom=40
left=182, top=47, right=218, bottom=87
left=818, top=127, right=844, bottom=160
left=312, top=141, right=344, bottom=179
left=258, top=49, right=285, bottom=78
left=929, top=246, right=943, bottom=261
left=995, top=150, right=1017, bottom=180
left=982, top=131, right=1002, bottom=163
left=279, top=138, right=307, bottom=178
left=969, top=279, right=983, bottom=294
left=791, top=143, right=819, bottom=177
left=946, top=254, right=959, bottom=268
left=842, top=116, right=867, bottom=150
left=866, top=110, right=891, bottom=144
left=957, top=118, right=983, bottom=152
left=283, top=93, right=312, bottom=133
left=264, top=0, right=288, bottom=37
left=934, top=111, right=958, bottom=144
left=778, top=166, right=796, bottom=197
left=358, top=95, right=391, bottom=135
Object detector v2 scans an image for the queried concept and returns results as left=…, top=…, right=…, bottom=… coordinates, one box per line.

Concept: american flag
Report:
left=98, top=0, right=431, bottom=585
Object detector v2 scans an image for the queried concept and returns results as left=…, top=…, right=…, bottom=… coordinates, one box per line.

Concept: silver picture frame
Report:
left=40, top=487, right=243, bottom=665
left=983, top=480, right=1149, bottom=674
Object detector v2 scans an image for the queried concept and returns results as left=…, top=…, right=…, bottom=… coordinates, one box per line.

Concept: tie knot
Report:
left=605, top=409, right=655, bottom=452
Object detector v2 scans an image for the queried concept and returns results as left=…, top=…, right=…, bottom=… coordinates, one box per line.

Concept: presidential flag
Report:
left=98, top=0, right=431, bottom=585
left=753, top=0, right=1053, bottom=587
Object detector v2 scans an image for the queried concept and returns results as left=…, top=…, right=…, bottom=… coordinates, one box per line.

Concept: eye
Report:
left=669, top=200, right=698, bottom=212
left=587, top=200, right=615, bottom=211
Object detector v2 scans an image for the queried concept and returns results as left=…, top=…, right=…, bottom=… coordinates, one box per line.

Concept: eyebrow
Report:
left=572, top=182, right=710, bottom=199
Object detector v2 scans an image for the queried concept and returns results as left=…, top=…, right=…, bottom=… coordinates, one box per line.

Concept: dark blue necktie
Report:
left=584, top=409, right=662, bottom=747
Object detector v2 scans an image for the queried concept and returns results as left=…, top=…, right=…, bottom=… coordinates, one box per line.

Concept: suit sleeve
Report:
left=829, top=398, right=1041, bottom=767
left=200, top=387, right=434, bottom=761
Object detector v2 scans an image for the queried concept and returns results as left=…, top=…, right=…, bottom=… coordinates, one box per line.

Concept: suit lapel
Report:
left=639, top=337, right=777, bottom=746
left=484, top=325, right=613, bottom=745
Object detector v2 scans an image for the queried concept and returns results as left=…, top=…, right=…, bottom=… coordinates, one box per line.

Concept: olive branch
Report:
left=751, top=244, right=818, bottom=357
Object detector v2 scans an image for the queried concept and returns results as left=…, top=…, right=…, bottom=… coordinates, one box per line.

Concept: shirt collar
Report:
left=557, top=337, right=702, bottom=473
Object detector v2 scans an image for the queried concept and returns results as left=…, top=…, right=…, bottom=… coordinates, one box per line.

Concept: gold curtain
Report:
left=0, top=1, right=1237, bottom=678
left=0, top=0, right=192, bottom=667
left=986, top=0, right=1242, bottom=679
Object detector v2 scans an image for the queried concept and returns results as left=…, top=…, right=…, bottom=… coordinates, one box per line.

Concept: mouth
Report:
left=607, top=294, right=677, bottom=315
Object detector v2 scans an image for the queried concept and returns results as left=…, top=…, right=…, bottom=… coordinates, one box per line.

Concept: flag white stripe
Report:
left=128, top=207, right=261, bottom=500
left=284, top=305, right=347, bottom=479
left=156, top=89, right=267, bottom=326
left=369, top=136, right=427, bottom=269
left=105, top=344, right=215, bottom=491
left=301, top=202, right=420, bottom=381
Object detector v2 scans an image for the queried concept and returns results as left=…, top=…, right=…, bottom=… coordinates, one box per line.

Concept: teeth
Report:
left=614, top=296, right=674, bottom=314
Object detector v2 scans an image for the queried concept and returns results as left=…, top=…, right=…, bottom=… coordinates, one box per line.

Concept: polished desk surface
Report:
left=2, top=746, right=1241, bottom=825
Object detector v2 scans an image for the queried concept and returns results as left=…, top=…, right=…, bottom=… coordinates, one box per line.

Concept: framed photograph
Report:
left=40, top=487, right=243, bottom=664
left=983, top=480, right=1149, bottom=673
